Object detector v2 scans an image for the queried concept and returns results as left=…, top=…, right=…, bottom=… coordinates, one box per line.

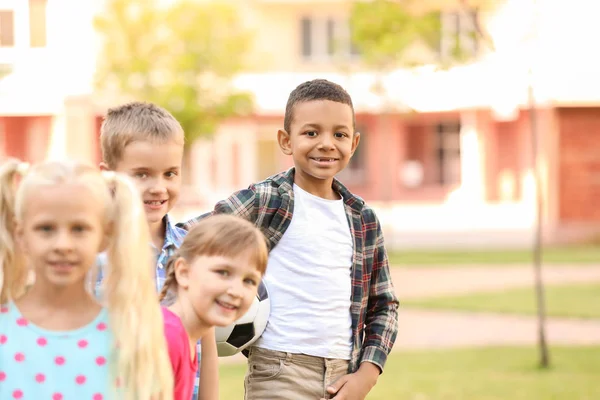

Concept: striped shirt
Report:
left=179, top=168, right=399, bottom=373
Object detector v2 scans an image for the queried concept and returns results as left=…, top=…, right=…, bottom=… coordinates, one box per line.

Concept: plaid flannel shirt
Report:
left=179, top=168, right=399, bottom=373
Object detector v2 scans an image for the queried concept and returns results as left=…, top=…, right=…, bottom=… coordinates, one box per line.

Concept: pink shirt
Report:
left=162, top=307, right=198, bottom=400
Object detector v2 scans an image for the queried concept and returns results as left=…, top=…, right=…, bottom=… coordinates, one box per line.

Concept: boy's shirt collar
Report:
left=158, top=214, right=187, bottom=251
left=272, top=167, right=365, bottom=212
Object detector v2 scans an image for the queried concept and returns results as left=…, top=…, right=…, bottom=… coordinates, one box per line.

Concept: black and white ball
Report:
left=215, top=281, right=270, bottom=357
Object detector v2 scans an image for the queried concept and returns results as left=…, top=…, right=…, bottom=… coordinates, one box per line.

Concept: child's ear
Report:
left=174, top=258, right=191, bottom=289
left=277, top=129, right=293, bottom=156
left=99, top=162, right=109, bottom=171
left=350, top=131, right=361, bottom=157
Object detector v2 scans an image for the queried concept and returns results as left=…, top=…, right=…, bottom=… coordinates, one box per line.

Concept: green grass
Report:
left=219, top=346, right=600, bottom=399
left=388, top=245, right=600, bottom=267
left=403, top=283, right=600, bottom=319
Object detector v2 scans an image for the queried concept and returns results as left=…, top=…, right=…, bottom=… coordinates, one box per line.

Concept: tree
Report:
left=349, top=0, right=439, bottom=71
left=350, top=0, right=550, bottom=368
left=525, top=0, right=550, bottom=369
left=94, top=0, right=253, bottom=152
left=350, top=0, right=497, bottom=71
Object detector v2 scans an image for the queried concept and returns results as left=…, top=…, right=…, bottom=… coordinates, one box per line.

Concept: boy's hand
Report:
left=320, top=362, right=380, bottom=400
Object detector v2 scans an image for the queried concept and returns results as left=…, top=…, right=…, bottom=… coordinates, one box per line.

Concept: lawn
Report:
left=218, top=346, right=600, bottom=399
left=403, top=283, right=600, bottom=319
left=387, top=245, right=600, bottom=267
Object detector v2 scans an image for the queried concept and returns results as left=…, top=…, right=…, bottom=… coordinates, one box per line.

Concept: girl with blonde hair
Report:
left=0, top=159, right=172, bottom=400
left=159, top=214, right=268, bottom=400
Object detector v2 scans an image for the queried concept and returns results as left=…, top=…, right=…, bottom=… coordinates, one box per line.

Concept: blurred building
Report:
left=0, top=0, right=599, bottom=248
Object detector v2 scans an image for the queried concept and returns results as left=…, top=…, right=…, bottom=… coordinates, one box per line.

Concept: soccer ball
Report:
left=215, top=281, right=270, bottom=357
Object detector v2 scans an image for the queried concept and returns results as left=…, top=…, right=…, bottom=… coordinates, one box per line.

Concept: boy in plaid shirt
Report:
left=181, top=79, right=399, bottom=400
left=95, top=102, right=217, bottom=400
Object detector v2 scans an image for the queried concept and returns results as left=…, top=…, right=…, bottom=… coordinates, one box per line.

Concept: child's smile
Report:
left=309, top=156, right=340, bottom=167
left=143, top=199, right=168, bottom=212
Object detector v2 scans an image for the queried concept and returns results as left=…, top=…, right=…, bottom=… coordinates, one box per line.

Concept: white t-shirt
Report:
left=255, top=184, right=353, bottom=359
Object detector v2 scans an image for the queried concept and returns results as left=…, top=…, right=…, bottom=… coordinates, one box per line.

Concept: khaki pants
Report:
left=244, top=347, right=350, bottom=400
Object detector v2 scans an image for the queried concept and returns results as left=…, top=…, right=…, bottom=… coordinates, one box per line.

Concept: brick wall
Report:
left=558, top=107, right=600, bottom=222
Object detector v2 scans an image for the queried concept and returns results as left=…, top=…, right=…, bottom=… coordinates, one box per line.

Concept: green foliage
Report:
left=350, top=0, right=495, bottom=70
left=94, top=0, right=254, bottom=145
left=350, top=0, right=439, bottom=70
left=404, top=283, right=600, bottom=319
left=387, top=245, right=600, bottom=266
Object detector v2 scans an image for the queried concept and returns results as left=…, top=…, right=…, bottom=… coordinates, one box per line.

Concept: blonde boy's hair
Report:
left=0, top=159, right=173, bottom=400
left=100, top=101, right=184, bottom=168
left=159, top=214, right=269, bottom=302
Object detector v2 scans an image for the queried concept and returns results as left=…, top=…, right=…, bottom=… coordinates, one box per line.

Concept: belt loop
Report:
left=285, top=352, right=293, bottom=364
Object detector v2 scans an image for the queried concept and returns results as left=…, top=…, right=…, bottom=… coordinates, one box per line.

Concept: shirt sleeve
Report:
left=360, top=211, right=399, bottom=373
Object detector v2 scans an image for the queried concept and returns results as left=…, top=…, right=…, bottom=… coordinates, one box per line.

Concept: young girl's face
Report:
left=181, top=251, right=262, bottom=328
left=16, top=183, right=107, bottom=290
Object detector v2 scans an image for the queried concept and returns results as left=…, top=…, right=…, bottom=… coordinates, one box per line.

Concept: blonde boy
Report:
left=96, top=101, right=217, bottom=400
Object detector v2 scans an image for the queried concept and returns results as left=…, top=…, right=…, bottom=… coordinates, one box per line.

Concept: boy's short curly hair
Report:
left=100, top=101, right=184, bottom=168
left=284, top=79, right=355, bottom=133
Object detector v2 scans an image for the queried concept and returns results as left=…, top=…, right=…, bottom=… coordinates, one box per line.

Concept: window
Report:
left=349, top=21, right=360, bottom=57
left=29, top=0, right=47, bottom=48
left=300, top=17, right=312, bottom=58
left=300, top=16, right=358, bottom=61
left=326, top=18, right=335, bottom=56
left=403, top=124, right=428, bottom=188
left=435, top=122, right=461, bottom=185
left=0, top=11, right=15, bottom=47
left=440, top=9, right=479, bottom=60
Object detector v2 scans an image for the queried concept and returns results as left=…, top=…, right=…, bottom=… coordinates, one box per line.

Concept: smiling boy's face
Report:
left=112, top=138, right=184, bottom=225
left=278, top=99, right=360, bottom=196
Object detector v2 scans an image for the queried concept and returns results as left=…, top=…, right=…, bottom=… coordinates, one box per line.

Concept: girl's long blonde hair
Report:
left=0, top=159, right=173, bottom=400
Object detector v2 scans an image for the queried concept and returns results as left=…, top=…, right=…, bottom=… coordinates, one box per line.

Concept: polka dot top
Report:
left=0, top=302, right=113, bottom=400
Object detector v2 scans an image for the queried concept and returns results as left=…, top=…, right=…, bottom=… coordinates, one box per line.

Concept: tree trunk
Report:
left=529, top=69, right=550, bottom=369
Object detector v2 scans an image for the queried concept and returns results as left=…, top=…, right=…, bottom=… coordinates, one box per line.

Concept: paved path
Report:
left=394, top=309, right=600, bottom=350
left=390, top=265, right=600, bottom=299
